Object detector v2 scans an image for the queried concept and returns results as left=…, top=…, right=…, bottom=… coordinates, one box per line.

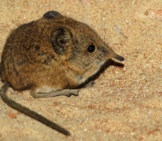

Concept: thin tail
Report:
left=0, top=83, right=70, bottom=136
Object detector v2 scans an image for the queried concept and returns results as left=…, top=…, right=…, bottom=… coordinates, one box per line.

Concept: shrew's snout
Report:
left=113, top=54, right=124, bottom=61
left=99, top=46, right=124, bottom=62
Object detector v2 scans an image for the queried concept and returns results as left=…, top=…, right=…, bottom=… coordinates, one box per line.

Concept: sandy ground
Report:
left=0, top=0, right=162, bottom=141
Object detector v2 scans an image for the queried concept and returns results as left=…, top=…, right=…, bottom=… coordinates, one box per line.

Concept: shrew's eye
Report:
left=87, top=45, right=96, bottom=53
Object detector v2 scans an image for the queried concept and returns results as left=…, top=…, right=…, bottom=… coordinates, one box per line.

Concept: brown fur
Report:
left=0, top=11, right=124, bottom=135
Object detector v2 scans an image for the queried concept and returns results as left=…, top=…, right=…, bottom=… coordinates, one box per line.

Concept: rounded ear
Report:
left=50, top=27, right=73, bottom=54
left=43, top=11, right=63, bottom=19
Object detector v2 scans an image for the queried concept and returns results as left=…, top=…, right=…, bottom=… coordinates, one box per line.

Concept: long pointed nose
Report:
left=113, top=54, right=124, bottom=61
left=99, top=46, right=124, bottom=62
left=106, top=46, right=124, bottom=62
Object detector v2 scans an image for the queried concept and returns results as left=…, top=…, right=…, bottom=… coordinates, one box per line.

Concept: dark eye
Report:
left=87, top=45, right=96, bottom=53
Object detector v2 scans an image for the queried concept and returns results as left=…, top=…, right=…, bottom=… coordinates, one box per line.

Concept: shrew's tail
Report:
left=0, top=83, right=70, bottom=136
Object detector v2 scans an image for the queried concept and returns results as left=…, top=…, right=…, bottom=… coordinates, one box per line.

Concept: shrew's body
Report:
left=0, top=11, right=124, bottom=135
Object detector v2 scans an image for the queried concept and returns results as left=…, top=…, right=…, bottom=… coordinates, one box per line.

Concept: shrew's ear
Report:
left=43, top=11, right=63, bottom=19
left=50, top=27, right=72, bottom=54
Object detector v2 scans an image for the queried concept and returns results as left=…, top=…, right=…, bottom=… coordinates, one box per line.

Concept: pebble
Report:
left=145, top=9, right=162, bottom=21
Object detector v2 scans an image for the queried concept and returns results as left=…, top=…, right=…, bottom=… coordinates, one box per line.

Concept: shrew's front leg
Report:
left=30, top=89, right=79, bottom=98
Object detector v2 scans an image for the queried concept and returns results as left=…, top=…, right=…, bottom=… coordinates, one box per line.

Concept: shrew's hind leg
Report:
left=30, top=89, right=79, bottom=98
